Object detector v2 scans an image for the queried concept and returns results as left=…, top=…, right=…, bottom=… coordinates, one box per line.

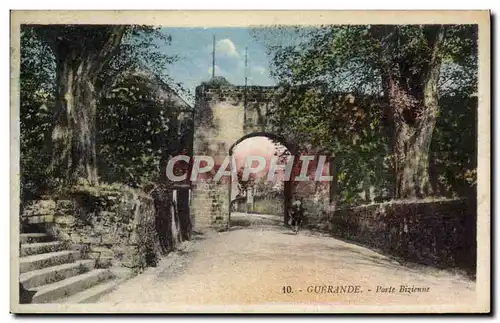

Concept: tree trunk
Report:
left=393, top=117, right=436, bottom=198
left=151, top=185, right=183, bottom=253
left=39, top=26, right=126, bottom=186
left=383, top=26, right=445, bottom=199
left=50, top=58, right=99, bottom=184
left=177, top=188, right=192, bottom=241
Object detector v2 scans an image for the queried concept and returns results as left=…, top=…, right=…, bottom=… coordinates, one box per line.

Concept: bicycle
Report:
left=288, top=209, right=304, bottom=234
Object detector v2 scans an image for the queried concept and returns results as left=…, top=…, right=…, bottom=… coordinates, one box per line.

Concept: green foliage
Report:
left=253, top=197, right=284, bottom=216
left=269, top=87, right=391, bottom=205
left=98, top=77, right=161, bottom=186
left=254, top=25, right=478, bottom=202
left=432, top=25, right=478, bottom=197
left=235, top=166, right=257, bottom=197
left=20, top=27, right=55, bottom=200
left=431, top=94, right=477, bottom=197
left=20, top=25, right=190, bottom=198
left=97, top=26, right=183, bottom=97
left=254, top=177, right=282, bottom=197
left=97, top=72, right=192, bottom=187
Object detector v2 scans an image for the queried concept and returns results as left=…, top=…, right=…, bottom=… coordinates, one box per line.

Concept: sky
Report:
left=157, top=27, right=291, bottom=197
left=231, top=136, right=287, bottom=199
left=158, top=28, right=291, bottom=197
left=233, top=136, right=287, bottom=179
left=160, top=27, right=277, bottom=104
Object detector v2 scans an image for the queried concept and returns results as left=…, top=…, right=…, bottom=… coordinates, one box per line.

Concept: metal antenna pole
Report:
left=212, top=34, right=216, bottom=79
left=243, top=47, right=248, bottom=129
left=244, top=47, right=248, bottom=87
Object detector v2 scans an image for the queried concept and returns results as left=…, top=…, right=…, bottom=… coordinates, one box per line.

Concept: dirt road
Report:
left=99, top=223, right=475, bottom=310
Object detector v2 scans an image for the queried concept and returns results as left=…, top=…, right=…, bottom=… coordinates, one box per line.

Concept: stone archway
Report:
left=190, top=83, right=283, bottom=229
left=227, top=132, right=296, bottom=226
left=228, top=132, right=295, bottom=155
left=190, top=82, right=332, bottom=229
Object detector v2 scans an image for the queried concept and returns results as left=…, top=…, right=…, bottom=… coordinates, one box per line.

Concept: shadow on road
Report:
left=230, top=212, right=282, bottom=228
left=191, top=232, right=207, bottom=241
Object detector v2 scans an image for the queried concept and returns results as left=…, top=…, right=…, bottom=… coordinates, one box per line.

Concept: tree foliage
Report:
left=254, top=24, right=477, bottom=202
left=19, top=27, right=55, bottom=200
left=98, top=71, right=192, bottom=187
left=20, top=25, right=189, bottom=199
left=235, top=166, right=257, bottom=197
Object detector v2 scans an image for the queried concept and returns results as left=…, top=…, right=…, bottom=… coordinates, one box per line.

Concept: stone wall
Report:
left=22, top=184, right=162, bottom=273
left=190, top=182, right=229, bottom=229
left=319, top=199, right=476, bottom=274
left=191, top=85, right=277, bottom=228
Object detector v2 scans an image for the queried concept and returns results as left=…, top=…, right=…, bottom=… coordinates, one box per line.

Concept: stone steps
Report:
left=20, top=250, right=80, bottom=274
left=19, top=225, right=130, bottom=303
left=57, top=277, right=123, bottom=303
left=20, top=241, right=67, bottom=257
left=30, top=269, right=115, bottom=303
left=20, top=233, right=52, bottom=244
left=20, top=259, right=95, bottom=290
left=23, top=214, right=55, bottom=225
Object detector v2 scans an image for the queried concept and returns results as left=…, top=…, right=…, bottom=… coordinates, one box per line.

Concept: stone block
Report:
left=54, top=215, right=75, bottom=225
left=101, top=237, right=119, bottom=245
left=23, top=200, right=56, bottom=216
left=88, top=247, right=115, bottom=269
left=70, top=243, right=89, bottom=257
left=79, top=236, right=101, bottom=244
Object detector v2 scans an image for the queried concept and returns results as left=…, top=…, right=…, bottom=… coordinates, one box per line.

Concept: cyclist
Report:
left=289, top=196, right=304, bottom=234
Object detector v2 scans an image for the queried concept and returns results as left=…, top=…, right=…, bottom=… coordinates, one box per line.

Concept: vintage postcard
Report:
left=10, top=10, right=490, bottom=313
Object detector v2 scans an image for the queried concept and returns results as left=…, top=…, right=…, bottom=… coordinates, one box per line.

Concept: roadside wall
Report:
left=22, top=184, right=162, bottom=273
left=319, top=199, right=476, bottom=274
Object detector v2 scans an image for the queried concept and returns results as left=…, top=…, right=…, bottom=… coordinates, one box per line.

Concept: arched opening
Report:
left=228, top=132, right=295, bottom=227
